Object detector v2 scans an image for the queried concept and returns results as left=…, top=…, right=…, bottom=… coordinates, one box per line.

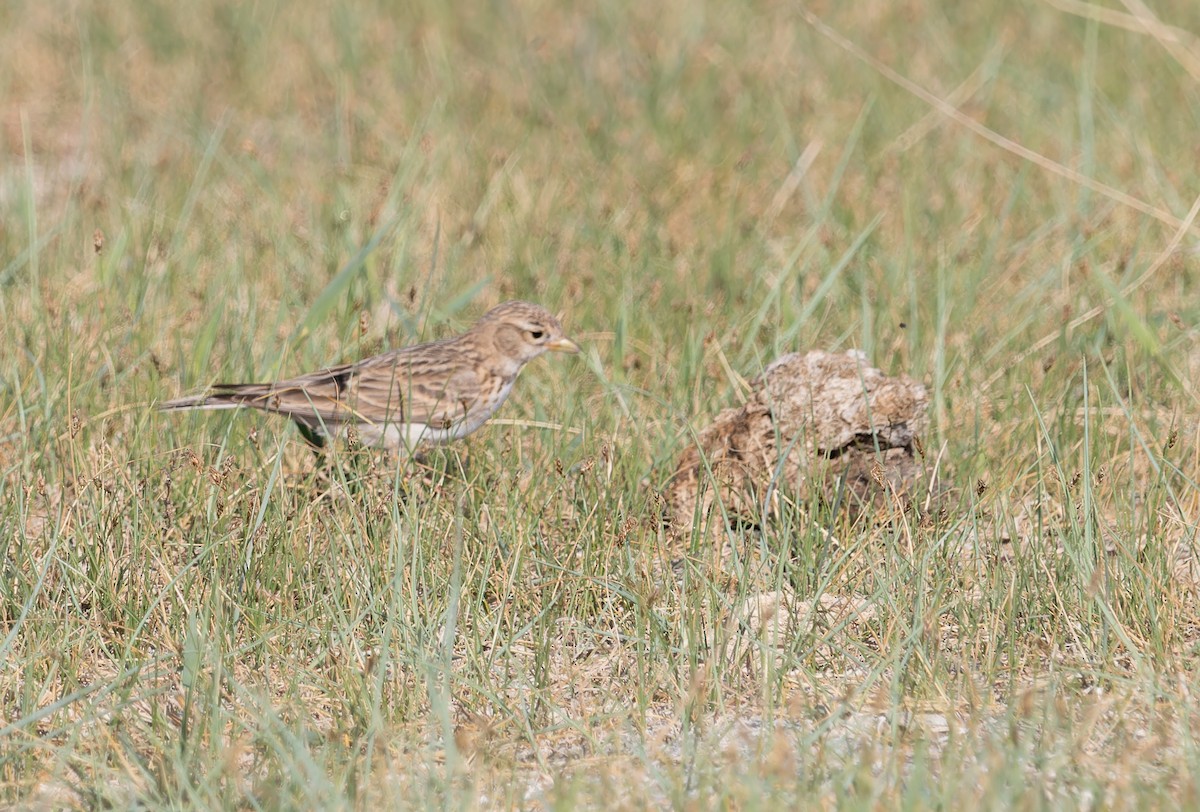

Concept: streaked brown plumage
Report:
left=160, top=301, right=579, bottom=452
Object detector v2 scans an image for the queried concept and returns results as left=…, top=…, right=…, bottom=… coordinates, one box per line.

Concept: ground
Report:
left=2, top=0, right=1200, bottom=808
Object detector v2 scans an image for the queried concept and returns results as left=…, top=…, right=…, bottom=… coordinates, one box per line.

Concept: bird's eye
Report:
left=530, top=330, right=545, bottom=340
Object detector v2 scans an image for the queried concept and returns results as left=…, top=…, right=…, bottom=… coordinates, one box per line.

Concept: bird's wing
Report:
left=347, top=348, right=482, bottom=430
left=196, top=340, right=482, bottom=432
left=208, top=360, right=365, bottom=429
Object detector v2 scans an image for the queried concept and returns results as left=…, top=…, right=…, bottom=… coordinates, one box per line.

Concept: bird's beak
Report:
left=546, top=337, right=581, bottom=354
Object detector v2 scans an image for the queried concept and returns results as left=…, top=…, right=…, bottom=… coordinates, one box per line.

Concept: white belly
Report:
left=352, top=379, right=515, bottom=452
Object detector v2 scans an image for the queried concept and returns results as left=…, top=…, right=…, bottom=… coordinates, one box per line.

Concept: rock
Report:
left=666, top=349, right=930, bottom=533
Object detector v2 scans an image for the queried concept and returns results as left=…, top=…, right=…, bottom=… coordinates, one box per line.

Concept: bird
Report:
left=160, top=300, right=579, bottom=453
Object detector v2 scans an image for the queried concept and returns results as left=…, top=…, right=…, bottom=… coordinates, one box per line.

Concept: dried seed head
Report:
left=870, top=460, right=886, bottom=487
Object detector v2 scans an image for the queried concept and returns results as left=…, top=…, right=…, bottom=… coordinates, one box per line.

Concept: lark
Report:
left=160, top=301, right=579, bottom=452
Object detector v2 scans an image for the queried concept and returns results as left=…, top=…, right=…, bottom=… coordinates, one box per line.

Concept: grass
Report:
left=2, top=0, right=1200, bottom=807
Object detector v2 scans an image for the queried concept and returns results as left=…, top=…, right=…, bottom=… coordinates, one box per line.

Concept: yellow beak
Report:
left=546, top=337, right=581, bottom=354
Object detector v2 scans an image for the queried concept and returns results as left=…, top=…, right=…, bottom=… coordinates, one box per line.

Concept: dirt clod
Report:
left=666, top=349, right=931, bottom=533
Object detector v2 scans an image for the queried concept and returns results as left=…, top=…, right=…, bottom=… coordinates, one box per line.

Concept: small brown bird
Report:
left=160, top=301, right=579, bottom=452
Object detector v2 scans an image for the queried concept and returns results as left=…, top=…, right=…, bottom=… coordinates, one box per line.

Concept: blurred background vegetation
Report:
left=2, top=0, right=1199, bottom=806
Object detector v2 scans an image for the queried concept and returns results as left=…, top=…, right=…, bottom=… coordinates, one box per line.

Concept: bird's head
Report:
left=473, top=301, right=580, bottom=368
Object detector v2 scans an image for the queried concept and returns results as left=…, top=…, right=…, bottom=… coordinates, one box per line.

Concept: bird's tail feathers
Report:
left=158, top=384, right=273, bottom=412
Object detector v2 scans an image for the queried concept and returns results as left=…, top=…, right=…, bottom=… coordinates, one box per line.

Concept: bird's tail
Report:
left=158, top=384, right=275, bottom=412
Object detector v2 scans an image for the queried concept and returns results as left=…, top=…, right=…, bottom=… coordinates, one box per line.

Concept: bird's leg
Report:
left=336, top=434, right=381, bottom=500
left=451, top=445, right=472, bottom=484
left=290, top=418, right=368, bottom=502
left=294, top=421, right=328, bottom=452
left=291, top=421, right=344, bottom=497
